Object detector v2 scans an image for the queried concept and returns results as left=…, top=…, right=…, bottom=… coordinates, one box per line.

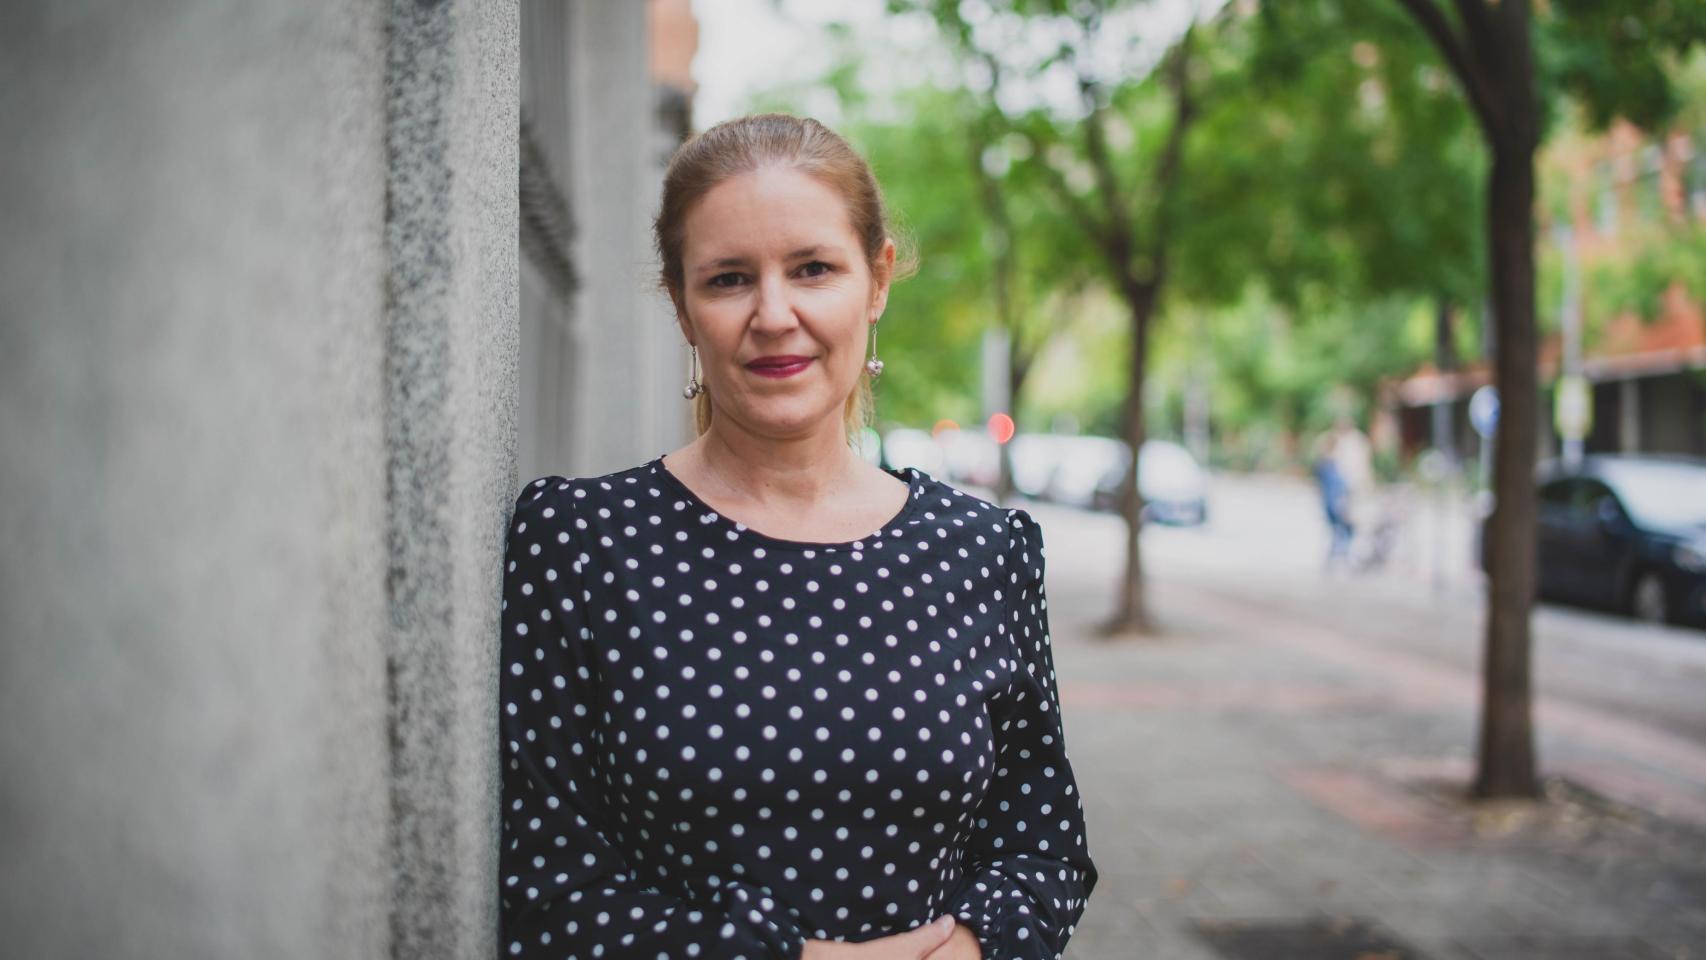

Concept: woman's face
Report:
left=676, top=164, right=894, bottom=440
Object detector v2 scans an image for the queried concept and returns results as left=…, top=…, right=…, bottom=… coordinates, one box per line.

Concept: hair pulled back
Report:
left=653, top=113, right=914, bottom=440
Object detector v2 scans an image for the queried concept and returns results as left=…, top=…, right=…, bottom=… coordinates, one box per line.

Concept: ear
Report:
left=869, top=238, right=897, bottom=321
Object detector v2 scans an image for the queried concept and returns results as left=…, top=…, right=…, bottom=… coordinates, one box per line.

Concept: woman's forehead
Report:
left=683, top=167, right=859, bottom=259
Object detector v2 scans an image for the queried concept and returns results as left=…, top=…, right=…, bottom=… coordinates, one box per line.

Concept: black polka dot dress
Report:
left=497, top=456, right=1097, bottom=959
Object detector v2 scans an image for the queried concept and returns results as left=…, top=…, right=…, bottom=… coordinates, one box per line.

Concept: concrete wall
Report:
left=519, top=0, right=579, bottom=484
left=555, top=0, right=688, bottom=479
left=515, top=0, right=689, bottom=485
left=0, top=1, right=517, bottom=956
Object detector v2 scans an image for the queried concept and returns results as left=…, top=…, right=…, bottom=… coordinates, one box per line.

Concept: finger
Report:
left=903, top=915, right=957, bottom=956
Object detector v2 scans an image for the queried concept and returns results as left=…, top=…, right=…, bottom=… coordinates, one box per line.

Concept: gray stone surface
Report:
left=515, top=0, right=687, bottom=485
left=562, top=0, right=688, bottom=477
left=518, top=0, right=578, bottom=482
left=1, top=1, right=517, bottom=956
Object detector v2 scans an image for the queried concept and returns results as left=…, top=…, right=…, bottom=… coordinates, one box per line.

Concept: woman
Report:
left=497, top=114, right=1097, bottom=960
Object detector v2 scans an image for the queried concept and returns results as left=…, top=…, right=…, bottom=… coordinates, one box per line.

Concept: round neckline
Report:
left=649, top=453, right=924, bottom=552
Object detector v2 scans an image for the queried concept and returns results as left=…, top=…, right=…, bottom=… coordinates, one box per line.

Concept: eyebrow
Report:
left=696, top=246, right=830, bottom=273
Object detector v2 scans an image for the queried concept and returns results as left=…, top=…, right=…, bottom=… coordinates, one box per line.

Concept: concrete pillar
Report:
left=0, top=2, right=517, bottom=956
left=513, top=1, right=689, bottom=482
left=519, top=0, right=577, bottom=485
left=564, top=0, right=686, bottom=477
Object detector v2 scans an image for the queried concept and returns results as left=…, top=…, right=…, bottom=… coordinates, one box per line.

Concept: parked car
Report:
left=1046, top=435, right=1127, bottom=509
left=881, top=427, right=947, bottom=478
left=1042, top=435, right=1208, bottom=525
left=935, top=428, right=1001, bottom=489
left=1008, top=432, right=1066, bottom=499
left=1131, top=439, right=1210, bottom=526
left=1483, top=455, right=1706, bottom=627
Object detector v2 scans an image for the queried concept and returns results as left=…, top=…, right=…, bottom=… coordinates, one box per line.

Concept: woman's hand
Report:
left=801, top=915, right=961, bottom=959
left=921, top=922, right=982, bottom=960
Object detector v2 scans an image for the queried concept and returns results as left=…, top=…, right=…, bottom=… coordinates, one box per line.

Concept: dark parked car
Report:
left=1483, top=455, right=1706, bottom=627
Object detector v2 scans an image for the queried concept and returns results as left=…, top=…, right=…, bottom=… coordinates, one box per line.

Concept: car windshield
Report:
left=1598, top=461, right=1706, bottom=530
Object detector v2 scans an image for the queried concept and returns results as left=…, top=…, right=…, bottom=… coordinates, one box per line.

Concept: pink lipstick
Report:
left=746, top=356, right=813, bottom=378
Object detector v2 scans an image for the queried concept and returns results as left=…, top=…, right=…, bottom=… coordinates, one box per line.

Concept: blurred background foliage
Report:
left=738, top=0, right=1706, bottom=477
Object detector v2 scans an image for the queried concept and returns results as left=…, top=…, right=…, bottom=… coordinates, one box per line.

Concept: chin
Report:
left=735, top=397, right=844, bottom=436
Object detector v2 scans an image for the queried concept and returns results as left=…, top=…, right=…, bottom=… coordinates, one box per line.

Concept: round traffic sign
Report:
left=1469, top=385, right=1499, bottom=439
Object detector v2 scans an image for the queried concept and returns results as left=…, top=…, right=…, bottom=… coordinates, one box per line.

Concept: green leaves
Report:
left=729, top=0, right=1704, bottom=447
left=1546, top=0, right=1706, bottom=132
left=1176, top=1, right=1484, bottom=309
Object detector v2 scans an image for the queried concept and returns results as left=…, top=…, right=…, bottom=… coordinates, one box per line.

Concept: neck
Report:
left=689, top=417, right=863, bottom=507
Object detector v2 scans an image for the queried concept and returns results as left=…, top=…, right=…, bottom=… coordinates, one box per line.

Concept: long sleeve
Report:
left=946, top=508, right=1098, bottom=960
left=498, top=477, right=809, bottom=960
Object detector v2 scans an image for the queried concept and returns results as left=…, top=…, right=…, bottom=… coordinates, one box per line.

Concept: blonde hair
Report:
left=654, top=113, right=915, bottom=440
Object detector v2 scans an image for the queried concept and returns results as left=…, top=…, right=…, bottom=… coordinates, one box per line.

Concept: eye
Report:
left=707, top=272, right=746, bottom=289
left=797, top=260, right=834, bottom=279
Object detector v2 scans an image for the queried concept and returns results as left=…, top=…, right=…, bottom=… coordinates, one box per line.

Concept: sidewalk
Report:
left=1039, top=496, right=1706, bottom=960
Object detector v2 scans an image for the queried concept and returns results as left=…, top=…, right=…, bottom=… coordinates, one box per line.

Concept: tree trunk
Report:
left=995, top=438, right=1017, bottom=505
left=1387, top=0, right=1542, bottom=800
left=1474, top=134, right=1542, bottom=799
left=1103, top=282, right=1157, bottom=637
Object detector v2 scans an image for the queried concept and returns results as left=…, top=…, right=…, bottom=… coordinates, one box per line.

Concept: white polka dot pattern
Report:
left=938, top=501, right=1096, bottom=958
left=497, top=457, right=1097, bottom=959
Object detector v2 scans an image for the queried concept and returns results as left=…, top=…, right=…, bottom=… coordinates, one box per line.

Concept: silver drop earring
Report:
left=865, top=323, right=884, bottom=379
left=682, top=344, right=703, bottom=399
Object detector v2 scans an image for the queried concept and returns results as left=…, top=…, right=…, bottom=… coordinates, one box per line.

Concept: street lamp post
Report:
left=1553, top=223, right=1588, bottom=469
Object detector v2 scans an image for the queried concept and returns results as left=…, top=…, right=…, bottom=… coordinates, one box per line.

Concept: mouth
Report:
left=745, top=356, right=814, bottom=378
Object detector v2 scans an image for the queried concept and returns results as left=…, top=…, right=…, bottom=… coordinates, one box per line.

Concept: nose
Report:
left=750, top=268, right=798, bottom=335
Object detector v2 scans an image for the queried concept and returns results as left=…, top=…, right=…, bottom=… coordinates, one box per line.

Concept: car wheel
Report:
left=1629, top=571, right=1670, bottom=625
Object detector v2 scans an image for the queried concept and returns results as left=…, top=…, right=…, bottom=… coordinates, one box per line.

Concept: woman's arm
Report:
left=941, top=508, right=1098, bottom=960
left=499, top=477, right=809, bottom=959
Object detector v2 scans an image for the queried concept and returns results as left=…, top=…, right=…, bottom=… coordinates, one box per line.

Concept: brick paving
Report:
left=1033, top=495, right=1706, bottom=960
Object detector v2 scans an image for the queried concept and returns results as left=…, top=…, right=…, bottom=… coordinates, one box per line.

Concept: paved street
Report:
left=1030, top=473, right=1706, bottom=960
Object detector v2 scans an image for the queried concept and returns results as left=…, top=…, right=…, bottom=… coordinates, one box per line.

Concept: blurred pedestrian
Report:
left=1331, top=414, right=1377, bottom=557
left=1313, top=433, right=1355, bottom=573
left=496, top=114, right=1096, bottom=960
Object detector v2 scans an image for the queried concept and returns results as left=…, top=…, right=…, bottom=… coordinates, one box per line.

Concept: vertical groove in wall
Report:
left=519, top=115, right=579, bottom=302
left=382, top=0, right=456, bottom=956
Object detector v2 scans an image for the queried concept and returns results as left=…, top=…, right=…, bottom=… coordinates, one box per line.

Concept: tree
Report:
left=1567, top=52, right=1706, bottom=327
left=1184, top=3, right=1485, bottom=312
left=845, top=85, right=1089, bottom=446
left=1170, top=0, right=1486, bottom=460
left=761, top=19, right=1094, bottom=458
left=903, top=0, right=1210, bottom=635
left=1380, top=0, right=1706, bottom=799
left=851, top=87, right=1015, bottom=431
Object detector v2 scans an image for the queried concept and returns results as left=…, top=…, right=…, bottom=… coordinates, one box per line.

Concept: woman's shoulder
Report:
left=900, top=467, right=1038, bottom=546
left=905, top=465, right=1027, bottom=512
left=512, top=460, right=664, bottom=515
